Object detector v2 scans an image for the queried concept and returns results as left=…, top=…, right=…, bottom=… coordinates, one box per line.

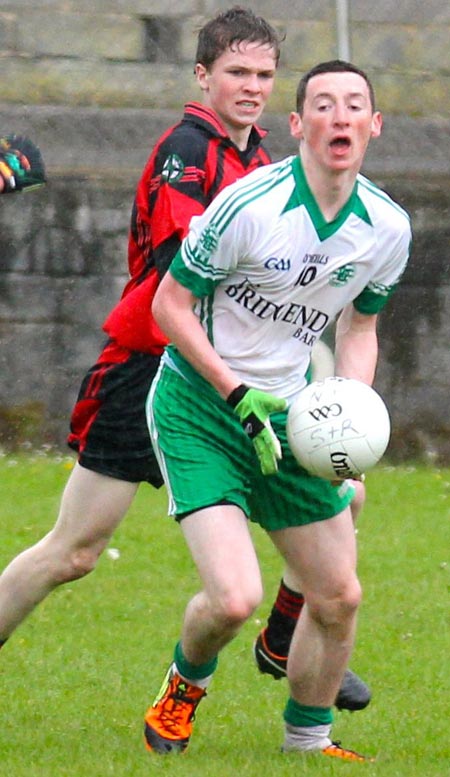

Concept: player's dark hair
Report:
left=296, top=60, right=376, bottom=114
left=196, top=6, right=282, bottom=69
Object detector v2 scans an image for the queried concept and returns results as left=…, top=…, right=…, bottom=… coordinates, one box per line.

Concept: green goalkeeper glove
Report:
left=0, top=134, right=46, bottom=193
left=227, top=384, right=287, bottom=476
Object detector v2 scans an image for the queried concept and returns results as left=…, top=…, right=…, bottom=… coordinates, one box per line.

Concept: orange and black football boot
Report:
left=144, top=664, right=206, bottom=754
left=321, top=741, right=375, bottom=762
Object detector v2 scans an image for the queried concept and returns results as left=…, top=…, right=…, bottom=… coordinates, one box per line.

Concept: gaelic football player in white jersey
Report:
left=145, top=60, right=411, bottom=761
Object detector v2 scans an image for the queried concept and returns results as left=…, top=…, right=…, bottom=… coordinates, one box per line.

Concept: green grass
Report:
left=0, top=454, right=449, bottom=775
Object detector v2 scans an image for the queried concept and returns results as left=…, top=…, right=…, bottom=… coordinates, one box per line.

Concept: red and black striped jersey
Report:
left=103, top=101, right=272, bottom=354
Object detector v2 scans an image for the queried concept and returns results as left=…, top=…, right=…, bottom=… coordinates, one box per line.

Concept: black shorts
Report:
left=68, top=344, right=163, bottom=486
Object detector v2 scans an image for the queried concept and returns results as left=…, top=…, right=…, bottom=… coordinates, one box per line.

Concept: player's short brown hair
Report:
left=196, top=6, right=282, bottom=69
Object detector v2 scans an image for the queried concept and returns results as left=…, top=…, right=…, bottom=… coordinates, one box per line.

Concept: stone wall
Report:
left=1, top=103, right=449, bottom=460
left=0, top=1, right=449, bottom=117
left=1, top=1, right=450, bottom=458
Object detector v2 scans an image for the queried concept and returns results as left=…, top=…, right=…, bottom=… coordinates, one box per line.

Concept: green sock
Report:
left=284, top=697, right=333, bottom=727
left=174, top=640, right=218, bottom=682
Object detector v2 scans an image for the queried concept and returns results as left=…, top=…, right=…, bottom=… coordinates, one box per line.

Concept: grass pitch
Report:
left=0, top=453, right=448, bottom=776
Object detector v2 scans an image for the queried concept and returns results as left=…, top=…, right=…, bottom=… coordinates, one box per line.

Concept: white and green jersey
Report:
left=167, top=155, right=411, bottom=402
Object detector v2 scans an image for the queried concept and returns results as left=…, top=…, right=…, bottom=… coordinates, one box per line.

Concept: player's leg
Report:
left=180, top=505, right=263, bottom=661
left=253, top=572, right=304, bottom=678
left=272, top=508, right=360, bottom=707
left=0, top=348, right=162, bottom=647
left=0, top=463, right=137, bottom=643
left=146, top=359, right=268, bottom=753
left=254, top=480, right=364, bottom=645
left=254, top=478, right=371, bottom=711
left=145, top=504, right=263, bottom=754
left=270, top=509, right=373, bottom=760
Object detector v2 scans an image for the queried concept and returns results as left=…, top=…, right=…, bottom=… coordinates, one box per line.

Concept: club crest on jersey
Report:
left=329, top=263, right=356, bottom=287
left=196, top=224, right=220, bottom=260
left=161, top=153, right=184, bottom=183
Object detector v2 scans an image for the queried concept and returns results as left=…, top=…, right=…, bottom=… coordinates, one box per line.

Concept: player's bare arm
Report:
left=152, top=272, right=240, bottom=399
left=334, top=303, right=378, bottom=384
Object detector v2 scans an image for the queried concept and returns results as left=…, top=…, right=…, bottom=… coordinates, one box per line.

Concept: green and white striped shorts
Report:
left=147, top=362, right=354, bottom=531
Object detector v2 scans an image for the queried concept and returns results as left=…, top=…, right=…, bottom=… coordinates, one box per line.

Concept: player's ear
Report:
left=289, top=111, right=303, bottom=140
left=371, top=110, right=383, bottom=138
left=195, top=63, right=209, bottom=91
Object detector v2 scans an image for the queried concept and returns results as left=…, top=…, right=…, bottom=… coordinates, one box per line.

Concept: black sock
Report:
left=265, top=579, right=305, bottom=654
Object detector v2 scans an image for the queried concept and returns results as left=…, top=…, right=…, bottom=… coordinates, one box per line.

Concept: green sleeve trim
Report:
left=170, top=250, right=220, bottom=298
left=353, top=282, right=398, bottom=314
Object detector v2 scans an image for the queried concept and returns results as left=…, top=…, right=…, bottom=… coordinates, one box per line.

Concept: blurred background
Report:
left=1, top=0, right=449, bottom=462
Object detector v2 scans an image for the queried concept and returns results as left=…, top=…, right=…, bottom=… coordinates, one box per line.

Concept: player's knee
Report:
left=338, top=578, right=362, bottom=618
left=52, top=546, right=100, bottom=584
left=214, top=586, right=262, bottom=628
left=68, top=547, right=100, bottom=580
left=308, top=577, right=361, bottom=626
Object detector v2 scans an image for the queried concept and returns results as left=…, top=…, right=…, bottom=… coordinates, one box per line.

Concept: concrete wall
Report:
left=1, top=104, right=449, bottom=461
left=1, top=2, right=450, bottom=459
left=0, top=1, right=449, bottom=117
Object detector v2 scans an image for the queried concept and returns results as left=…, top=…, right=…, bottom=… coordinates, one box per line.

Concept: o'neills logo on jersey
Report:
left=303, top=253, right=329, bottom=265
left=224, top=278, right=329, bottom=346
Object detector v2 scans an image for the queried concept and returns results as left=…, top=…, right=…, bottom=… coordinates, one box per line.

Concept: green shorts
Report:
left=147, top=362, right=354, bottom=531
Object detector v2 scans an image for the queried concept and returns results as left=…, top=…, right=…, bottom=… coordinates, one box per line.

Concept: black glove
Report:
left=0, top=134, right=46, bottom=193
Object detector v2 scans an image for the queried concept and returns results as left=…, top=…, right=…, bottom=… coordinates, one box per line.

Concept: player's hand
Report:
left=227, top=384, right=287, bottom=475
left=0, top=135, right=46, bottom=193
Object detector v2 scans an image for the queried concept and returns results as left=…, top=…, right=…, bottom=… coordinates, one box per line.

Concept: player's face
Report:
left=196, top=41, right=277, bottom=145
left=290, top=71, right=382, bottom=174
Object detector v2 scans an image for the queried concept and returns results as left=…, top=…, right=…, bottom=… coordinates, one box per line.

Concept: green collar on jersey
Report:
left=283, top=156, right=372, bottom=240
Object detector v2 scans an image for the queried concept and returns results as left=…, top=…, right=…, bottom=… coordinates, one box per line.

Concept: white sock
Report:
left=283, top=722, right=332, bottom=752
left=175, top=664, right=213, bottom=690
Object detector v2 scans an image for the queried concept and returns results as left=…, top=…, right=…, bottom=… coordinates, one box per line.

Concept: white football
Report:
left=287, top=377, right=391, bottom=480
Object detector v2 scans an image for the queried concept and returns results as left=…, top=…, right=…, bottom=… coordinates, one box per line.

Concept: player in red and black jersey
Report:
left=65, top=9, right=279, bottom=484
left=0, top=6, right=281, bottom=639
left=127, top=101, right=271, bottom=288
left=100, top=101, right=272, bottom=358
